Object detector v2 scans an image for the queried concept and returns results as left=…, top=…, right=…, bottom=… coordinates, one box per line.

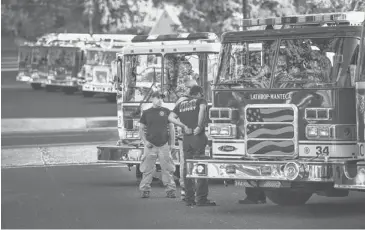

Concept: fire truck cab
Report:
left=16, top=42, right=41, bottom=90
left=79, top=35, right=134, bottom=102
left=97, top=33, right=220, bottom=180
left=185, top=12, right=365, bottom=205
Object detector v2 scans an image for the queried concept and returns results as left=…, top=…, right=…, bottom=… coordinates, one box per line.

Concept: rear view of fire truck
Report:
left=97, top=33, right=220, bottom=181
left=185, top=12, right=365, bottom=206
left=80, top=34, right=134, bottom=102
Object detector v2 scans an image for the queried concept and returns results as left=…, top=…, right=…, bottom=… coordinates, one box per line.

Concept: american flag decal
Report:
left=246, top=108, right=294, bottom=123
left=245, top=106, right=296, bottom=156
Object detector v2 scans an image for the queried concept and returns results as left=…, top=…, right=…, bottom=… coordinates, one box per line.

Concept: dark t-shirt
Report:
left=173, top=97, right=207, bottom=134
left=140, top=106, right=171, bottom=147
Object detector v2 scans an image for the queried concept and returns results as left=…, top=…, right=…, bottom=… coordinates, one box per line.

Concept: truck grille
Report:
left=245, top=104, right=298, bottom=158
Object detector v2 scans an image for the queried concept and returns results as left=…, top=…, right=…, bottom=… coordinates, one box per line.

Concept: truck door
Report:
left=334, top=24, right=365, bottom=191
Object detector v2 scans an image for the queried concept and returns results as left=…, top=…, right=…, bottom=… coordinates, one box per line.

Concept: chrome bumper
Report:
left=46, top=80, right=78, bottom=87
left=16, top=75, right=31, bottom=82
left=82, top=83, right=116, bottom=93
left=97, top=144, right=181, bottom=165
left=186, top=159, right=337, bottom=182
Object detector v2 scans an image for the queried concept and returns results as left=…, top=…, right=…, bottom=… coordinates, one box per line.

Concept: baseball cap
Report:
left=189, top=85, right=204, bottom=96
left=150, top=91, right=165, bottom=99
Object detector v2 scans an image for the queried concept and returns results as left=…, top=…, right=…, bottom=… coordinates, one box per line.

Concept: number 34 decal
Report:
left=316, top=146, right=329, bottom=155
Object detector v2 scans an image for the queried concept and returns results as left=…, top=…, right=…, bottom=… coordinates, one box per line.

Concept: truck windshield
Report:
left=48, top=48, right=76, bottom=68
left=164, top=52, right=219, bottom=102
left=86, top=50, right=116, bottom=65
left=273, top=37, right=359, bottom=88
left=124, top=54, right=162, bottom=102
left=31, top=47, right=48, bottom=67
left=215, top=40, right=277, bottom=89
left=215, top=37, right=360, bottom=89
left=19, top=48, right=32, bottom=68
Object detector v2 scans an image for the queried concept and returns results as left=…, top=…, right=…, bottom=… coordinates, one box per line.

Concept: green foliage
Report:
left=2, top=0, right=364, bottom=40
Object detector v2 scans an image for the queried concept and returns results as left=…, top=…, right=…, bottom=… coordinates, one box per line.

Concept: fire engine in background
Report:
left=79, top=35, right=134, bottom=102
left=16, top=33, right=94, bottom=91
left=184, top=12, right=365, bottom=206
left=44, top=33, right=100, bottom=94
left=97, top=33, right=220, bottom=181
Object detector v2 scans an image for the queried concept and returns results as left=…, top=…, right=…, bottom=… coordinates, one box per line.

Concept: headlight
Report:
left=318, top=127, right=329, bottom=137
left=306, top=126, right=318, bottom=137
left=208, top=124, right=236, bottom=138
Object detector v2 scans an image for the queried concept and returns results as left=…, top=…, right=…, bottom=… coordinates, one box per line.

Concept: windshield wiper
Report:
left=134, top=68, right=158, bottom=116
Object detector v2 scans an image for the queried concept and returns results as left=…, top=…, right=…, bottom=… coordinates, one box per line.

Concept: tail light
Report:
left=208, top=123, right=237, bottom=138
left=305, top=108, right=333, bottom=120
left=306, top=124, right=356, bottom=140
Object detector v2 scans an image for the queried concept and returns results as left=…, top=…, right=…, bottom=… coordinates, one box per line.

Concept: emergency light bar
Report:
left=131, top=33, right=218, bottom=43
left=242, top=11, right=365, bottom=27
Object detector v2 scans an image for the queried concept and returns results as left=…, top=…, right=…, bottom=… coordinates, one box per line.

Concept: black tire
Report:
left=82, top=91, right=95, bottom=98
left=105, top=94, right=117, bottom=103
left=265, top=189, right=313, bottom=206
left=30, top=83, right=42, bottom=90
left=45, top=85, right=57, bottom=92
left=63, top=87, right=77, bottom=95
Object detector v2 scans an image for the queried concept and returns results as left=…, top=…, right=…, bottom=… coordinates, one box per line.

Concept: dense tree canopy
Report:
left=1, top=0, right=364, bottom=41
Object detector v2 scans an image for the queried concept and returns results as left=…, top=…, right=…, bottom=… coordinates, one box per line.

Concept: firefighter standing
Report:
left=169, top=85, right=216, bottom=206
left=139, top=91, right=176, bottom=198
left=175, top=75, right=198, bottom=201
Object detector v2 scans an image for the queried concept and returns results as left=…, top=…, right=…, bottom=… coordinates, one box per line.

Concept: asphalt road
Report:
left=1, top=71, right=117, bottom=118
left=1, top=129, right=119, bottom=148
left=2, top=165, right=365, bottom=229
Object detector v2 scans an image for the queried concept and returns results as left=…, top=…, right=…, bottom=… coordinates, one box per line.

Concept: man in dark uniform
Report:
left=139, top=91, right=176, bottom=198
left=169, top=85, right=216, bottom=206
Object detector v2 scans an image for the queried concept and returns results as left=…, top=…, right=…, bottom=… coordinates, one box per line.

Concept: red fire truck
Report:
left=16, top=33, right=95, bottom=91
left=185, top=12, right=365, bottom=205
left=79, top=34, right=134, bottom=102
left=97, top=33, right=220, bottom=181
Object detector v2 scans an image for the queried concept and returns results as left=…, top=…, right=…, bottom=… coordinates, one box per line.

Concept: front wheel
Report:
left=265, top=189, right=313, bottom=206
left=30, top=83, right=42, bottom=90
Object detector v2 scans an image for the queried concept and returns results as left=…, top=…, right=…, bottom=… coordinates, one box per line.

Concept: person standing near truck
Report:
left=139, top=91, right=177, bottom=198
left=169, top=85, right=216, bottom=206
left=175, top=74, right=198, bottom=201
